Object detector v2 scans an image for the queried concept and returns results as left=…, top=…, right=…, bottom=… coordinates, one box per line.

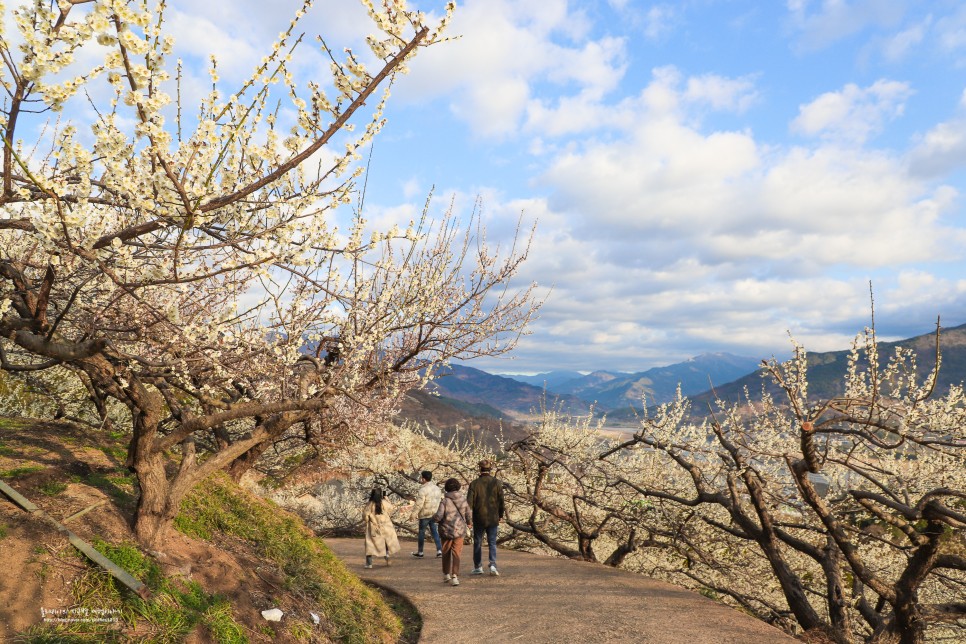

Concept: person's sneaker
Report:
left=443, top=574, right=452, bottom=582
left=450, top=576, right=460, bottom=586
left=436, top=550, right=443, bottom=558
left=470, top=567, right=484, bottom=575
left=489, top=565, right=499, bottom=576
left=364, top=564, right=372, bottom=569
left=410, top=551, right=424, bottom=558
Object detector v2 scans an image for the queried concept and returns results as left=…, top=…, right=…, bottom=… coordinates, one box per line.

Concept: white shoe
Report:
left=443, top=574, right=451, bottom=582
left=489, top=565, right=499, bottom=576
left=450, top=576, right=460, bottom=586
left=470, top=567, right=483, bottom=575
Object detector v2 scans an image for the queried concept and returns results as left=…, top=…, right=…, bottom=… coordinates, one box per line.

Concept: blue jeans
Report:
left=417, top=517, right=442, bottom=553
left=473, top=524, right=499, bottom=568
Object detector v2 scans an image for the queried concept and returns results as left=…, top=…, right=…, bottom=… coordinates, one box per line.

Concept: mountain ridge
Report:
left=402, top=323, right=966, bottom=430
left=607, top=322, right=966, bottom=422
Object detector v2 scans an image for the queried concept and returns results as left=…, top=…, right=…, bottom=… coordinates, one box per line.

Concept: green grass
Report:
left=176, top=472, right=403, bottom=643
left=20, top=539, right=248, bottom=643
left=38, top=480, right=68, bottom=496
left=0, top=465, right=43, bottom=478
left=99, top=445, right=127, bottom=462
left=0, top=442, right=14, bottom=456
left=81, top=471, right=137, bottom=508
left=0, top=417, right=29, bottom=431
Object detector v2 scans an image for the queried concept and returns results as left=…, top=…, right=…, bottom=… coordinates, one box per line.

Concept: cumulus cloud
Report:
left=437, top=63, right=965, bottom=371
left=398, top=0, right=626, bottom=138
left=908, top=90, right=966, bottom=177
left=790, top=80, right=913, bottom=143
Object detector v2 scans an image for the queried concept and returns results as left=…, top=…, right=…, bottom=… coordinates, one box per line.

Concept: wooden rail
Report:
left=0, top=478, right=150, bottom=599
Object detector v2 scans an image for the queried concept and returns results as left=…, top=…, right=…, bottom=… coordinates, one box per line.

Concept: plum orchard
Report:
left=0, top=0, right=538, bottom=550
left=504, top=327, right=966, bottom=644
left=344, top=326, right=964, bottom=643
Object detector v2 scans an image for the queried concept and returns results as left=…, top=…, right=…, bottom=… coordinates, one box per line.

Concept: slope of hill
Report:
left=553, top=370, right=624, bottom=398
left=0, top=418, right=410, bottom=642
left=397, top=389, right=529, bottom=449
left=426, top=364, right=591, bottom=417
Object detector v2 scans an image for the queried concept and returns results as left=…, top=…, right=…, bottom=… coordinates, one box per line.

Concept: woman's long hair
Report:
left=369, top=487, right=384, bottom=514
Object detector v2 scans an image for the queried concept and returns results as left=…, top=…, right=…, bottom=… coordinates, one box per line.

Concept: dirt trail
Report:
left=324, top=538, right=798, bottom=644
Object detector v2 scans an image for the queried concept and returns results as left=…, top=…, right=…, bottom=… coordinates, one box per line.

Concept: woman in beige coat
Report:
left=364, top=487, right=401, bottom=568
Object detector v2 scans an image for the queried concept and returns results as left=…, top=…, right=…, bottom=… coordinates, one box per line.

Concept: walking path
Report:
left=324, top=538, right=798, bottom=644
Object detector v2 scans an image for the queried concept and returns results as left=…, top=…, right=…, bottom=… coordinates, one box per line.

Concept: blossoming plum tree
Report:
left=0, top=0, right=539, bottom=550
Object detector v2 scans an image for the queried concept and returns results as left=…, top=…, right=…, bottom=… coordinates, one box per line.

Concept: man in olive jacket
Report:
left=467, top=459, right=505, bottom=575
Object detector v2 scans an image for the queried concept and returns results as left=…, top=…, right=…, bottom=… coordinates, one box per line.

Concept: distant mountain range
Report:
left=537, top=352, right=763, bottom=411
left=405, top=322, right=966, bottom=431
left=423, top=352, right=762, bottom=419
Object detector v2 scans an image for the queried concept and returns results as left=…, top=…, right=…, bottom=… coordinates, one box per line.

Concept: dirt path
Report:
left=324, top=538, right=798, bottom=644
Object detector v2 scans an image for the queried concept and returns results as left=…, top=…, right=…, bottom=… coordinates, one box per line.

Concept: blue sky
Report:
left=15, top=0, right=966, bottom=374
left=370, top=0, right=966, bottom=373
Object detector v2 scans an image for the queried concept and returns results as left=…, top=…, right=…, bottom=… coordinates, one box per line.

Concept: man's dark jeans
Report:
left=417, top=517, right=442, bottom=553
left=473, top=524, right=499, bottom=568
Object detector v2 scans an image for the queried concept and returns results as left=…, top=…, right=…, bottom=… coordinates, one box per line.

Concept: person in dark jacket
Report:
left=433, top=478, right=472, bottom=587
left=466, top=459, right=505, bottom=576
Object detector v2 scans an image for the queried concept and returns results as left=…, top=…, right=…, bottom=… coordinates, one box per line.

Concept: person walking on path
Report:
left=467, top=459, right=505, bottom=576
left=410, top=470, right=443, bottom=559
left=432, top=478, right=472, bottom=587
left=363, top=487, right=402, bottom=568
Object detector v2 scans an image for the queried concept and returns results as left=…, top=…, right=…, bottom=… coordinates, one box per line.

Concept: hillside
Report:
left=0, top=418, right=413, bottom=643
left=426, top=364, right=591, bottom=417
left=397, top=389, right=530, bottom=449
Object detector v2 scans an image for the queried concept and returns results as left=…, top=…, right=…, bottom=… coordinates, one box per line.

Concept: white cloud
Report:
left=643, top=5, right=677, bottom=42
left=935, top=6, right=966, bottom=54
left=790, top=80, right=913, bottom=143
left=880, top=17, right=930, bottom=62
left=685, top=74, right=760, bottom=113
left=786, top=0, right=909, bottom=52
left=477, top=61, right=966, bottom=370
left=397, top=0, right=627, bottom=138
left=908, top=92, right=966, bottom=177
